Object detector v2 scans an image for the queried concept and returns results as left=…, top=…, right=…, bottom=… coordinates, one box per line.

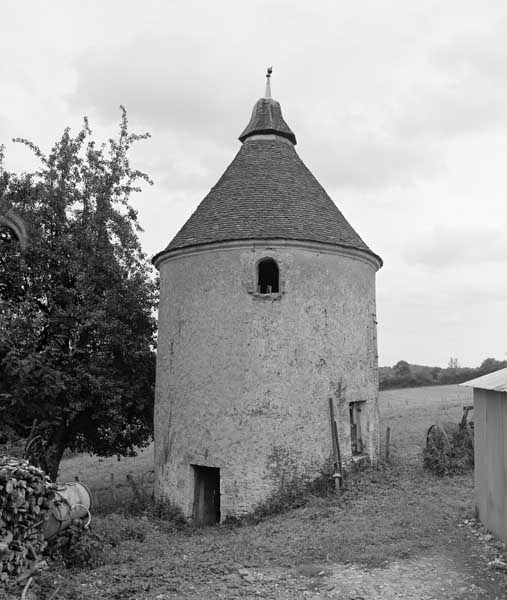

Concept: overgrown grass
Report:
left=423, top=423, right=474, bottom=476
left=249, top=466, right=337, bottom=521
left=43, top=386, right=478, bottom=581
left=4, top=384, right=488, bottom=599
left=379, top=384, right=472, bottom=461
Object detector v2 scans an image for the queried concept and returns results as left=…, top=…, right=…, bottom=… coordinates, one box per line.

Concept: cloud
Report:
left=300, top=123, right=441, bottom=189
left=68, top=7, right=451, bottom=192
left=394, top=83, right=507, bottom=139
left=129, top=133, right=233, bottom=194
left=403, top=224, right=507, bottom=268
left=376, top=257, right=507, bottom=366
left=433, top=17, right=507, bottom=86
left=71, top=35, right=242, bottom=141
left=394, top=20, right=507, bottom=140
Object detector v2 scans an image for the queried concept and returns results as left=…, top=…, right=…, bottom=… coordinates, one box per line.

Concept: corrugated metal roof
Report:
left=460, top=367, right=507, bottom=392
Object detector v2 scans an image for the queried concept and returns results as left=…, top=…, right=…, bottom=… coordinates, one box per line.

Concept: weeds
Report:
left=98, top=513, right=154, bottom=546
left=252, top=467, right=338, bottom=520
left=423, top=424, right=474, bottom=476
left=46, top=519, right=104, bottom=569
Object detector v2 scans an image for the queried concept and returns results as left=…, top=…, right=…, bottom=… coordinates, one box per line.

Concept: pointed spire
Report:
left=239, top=67, right=297, bottom=145
left=264, top=66, right=273, bottom=99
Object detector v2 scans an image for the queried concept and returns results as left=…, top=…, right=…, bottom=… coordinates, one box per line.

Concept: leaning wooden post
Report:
left=328, top=398, right=343, bottom=491
left=333, top=419, right=344, bottom=488
left=385, top=426, right=391, bottom=462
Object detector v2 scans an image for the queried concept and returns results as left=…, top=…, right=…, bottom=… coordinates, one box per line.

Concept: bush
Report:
left=0, top=427, right=25, bottom=458
left=46, top=519, right=103, bottom=569
left=98, top=513, right=154, bottom=547
left=146, top=500, right=187, bottom=531
left=252, top=469, right=336, bottom=520
left=423, top=424, right=474, bottom=476
left=97, top=499, right=186, bottom=546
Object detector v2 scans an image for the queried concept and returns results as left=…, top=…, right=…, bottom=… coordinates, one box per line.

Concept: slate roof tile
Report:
left=155, top=98, right=382, bottom=266
left=239, top=98, right=297, bottom=144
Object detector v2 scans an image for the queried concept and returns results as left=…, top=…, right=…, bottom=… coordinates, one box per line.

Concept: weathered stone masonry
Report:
left=153, top=87, right=382, bottom=522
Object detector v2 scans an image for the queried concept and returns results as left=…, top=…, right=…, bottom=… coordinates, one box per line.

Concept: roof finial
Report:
left=264, top=66, right=273, bottom=99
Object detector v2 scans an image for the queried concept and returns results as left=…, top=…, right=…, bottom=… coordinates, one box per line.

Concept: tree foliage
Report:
left=0, top=109, right=157, bottom=479
left=477, top=357, right=506, bottom=376
left=393, top=360, right=410, bottom=377
left=447, top=357, right=460, bottom=371
left=380, top=357, right=507, bottom=390
left=0, top=145, right=27, bottom=250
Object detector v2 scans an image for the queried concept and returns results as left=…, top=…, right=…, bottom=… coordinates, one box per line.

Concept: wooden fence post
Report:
left=328, top=398, right=344, bottom=491
left=385, top=426, right=391, bottom=462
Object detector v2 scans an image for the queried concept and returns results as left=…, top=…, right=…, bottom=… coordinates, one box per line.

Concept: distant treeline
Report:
left=379, top=357, right=507, bottom=390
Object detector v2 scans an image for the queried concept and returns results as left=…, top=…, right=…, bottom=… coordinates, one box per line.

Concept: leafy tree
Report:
left=448, top=357, right=460, bottom=370
left=0, top=109, right=157, bottom=479
left=393, top=360, right=411, bottom=377
left=478, top=357, right=507, bottom=376
left=430, top=366, right=442, bottom=381
left=0, top=145, right=27, bottom=249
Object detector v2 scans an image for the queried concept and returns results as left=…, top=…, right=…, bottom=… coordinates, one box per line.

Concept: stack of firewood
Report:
left=0, top=457, right=56, bottom=584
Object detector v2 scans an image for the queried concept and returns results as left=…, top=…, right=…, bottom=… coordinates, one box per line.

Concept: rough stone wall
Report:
left=154, top=241, right=380, bottom=519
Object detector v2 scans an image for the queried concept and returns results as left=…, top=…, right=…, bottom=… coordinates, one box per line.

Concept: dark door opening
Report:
left=349, top=402, right=364, bottom=455
left=192, top=465, right=220, bottom=526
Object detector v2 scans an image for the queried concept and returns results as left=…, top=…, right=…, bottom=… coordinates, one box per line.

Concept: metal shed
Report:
left=461, top=368, right=507, bottom=541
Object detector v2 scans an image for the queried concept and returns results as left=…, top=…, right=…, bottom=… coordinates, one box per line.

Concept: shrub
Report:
left=98, top=513, right=154, bottom=547
left=146, top=500, right=187, bottom=531
left=423, top=424, right=474, bottom=476
left=0, top=427, right=24, bottom=458
left=46, top=519, right=103, bottom=569
left=252, top=469, right=336, bottom=520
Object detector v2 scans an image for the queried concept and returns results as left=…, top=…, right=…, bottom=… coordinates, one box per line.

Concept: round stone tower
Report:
left=153, top=76, right=382, bottom=524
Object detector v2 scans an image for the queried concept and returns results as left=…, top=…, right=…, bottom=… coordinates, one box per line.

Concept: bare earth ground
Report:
left=28, top=385, right=507, bottom=599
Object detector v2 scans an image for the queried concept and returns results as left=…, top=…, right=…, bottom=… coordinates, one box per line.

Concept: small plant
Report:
left=97, top=499, right=186, bottom=547
left=252, top=469, right=335, bottom=520
left=147, top=499, right=187, bottom=530
left=98, top=513, right=154, bottom=547
left=46, top=519, right=103, bottom=569
left=0, top=426, right=25, bottom=458
left=423, top=424, right=474, bottom=476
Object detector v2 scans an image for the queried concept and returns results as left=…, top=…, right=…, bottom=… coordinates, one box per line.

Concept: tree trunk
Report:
left=43, top=428, right=69, bottom=481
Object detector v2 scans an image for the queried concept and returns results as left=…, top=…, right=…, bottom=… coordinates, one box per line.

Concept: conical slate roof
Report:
left=154, top=96, right=381, bottom=266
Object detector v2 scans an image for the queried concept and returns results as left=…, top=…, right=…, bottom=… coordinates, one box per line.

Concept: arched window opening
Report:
left=257, top=258, right=279, bottom=293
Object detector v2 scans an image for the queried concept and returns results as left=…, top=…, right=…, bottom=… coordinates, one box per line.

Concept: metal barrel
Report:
left=43, top=482, right=93, bottom=539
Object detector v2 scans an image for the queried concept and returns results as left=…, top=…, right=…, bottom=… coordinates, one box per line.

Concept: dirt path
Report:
left=43, top=386, right=507, bottom=599
left=71, top=548, right=507, bottom=600
left=211, top=552, right=504, bottom=600
left=62, top=505, right=507, bottom=600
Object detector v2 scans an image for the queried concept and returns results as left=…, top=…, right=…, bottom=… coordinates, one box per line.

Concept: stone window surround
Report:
left=248, top=255, right=286, bottom=300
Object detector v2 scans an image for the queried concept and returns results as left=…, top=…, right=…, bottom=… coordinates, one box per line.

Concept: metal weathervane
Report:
left=265, top=66, right=273, bottom=99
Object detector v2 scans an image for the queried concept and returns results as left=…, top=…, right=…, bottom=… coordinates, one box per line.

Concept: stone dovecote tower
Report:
left=153, top=73, right=382, bottom=525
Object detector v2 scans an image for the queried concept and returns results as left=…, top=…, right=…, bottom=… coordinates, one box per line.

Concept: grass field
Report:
left=379, top=384, right=473, bottom=460
left=44, top=383, right=507, bottom=600
left=58, top=384, right=473, bottom=507
left=30, top=383, right=507, bottom=599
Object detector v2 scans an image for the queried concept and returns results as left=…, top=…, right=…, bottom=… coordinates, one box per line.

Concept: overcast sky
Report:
left=1, top=0, right=506, bottom=368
